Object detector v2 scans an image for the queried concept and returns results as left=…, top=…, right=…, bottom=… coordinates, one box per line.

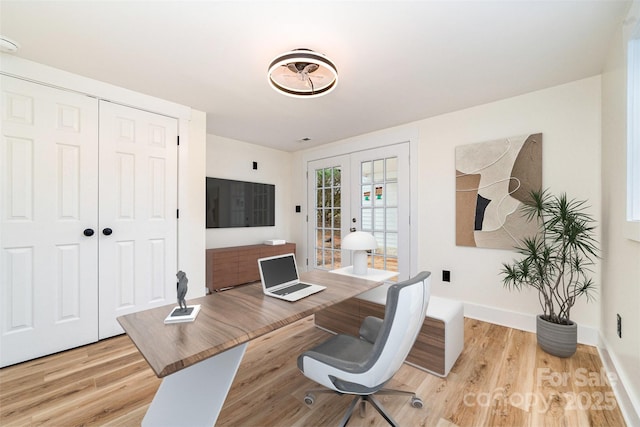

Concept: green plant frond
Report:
left=575, top=277, right=598, bottom=302
left=499, top=188, right=599, bottom=323
left=501, top=270, right=526, bottom=292
left=570, top=254, right=596, bottom=273
left=518, top=236, right=542, bottom=255
left=520, top=189, right=549, bottom=221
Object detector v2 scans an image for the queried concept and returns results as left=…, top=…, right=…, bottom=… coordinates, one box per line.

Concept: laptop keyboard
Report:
left=271, top=283, right=310, bottom=296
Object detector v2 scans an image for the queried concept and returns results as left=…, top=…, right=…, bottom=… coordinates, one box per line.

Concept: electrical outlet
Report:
left=442, top=270, right=451, bottom=282
left=617, top=314, right=622, bottom=338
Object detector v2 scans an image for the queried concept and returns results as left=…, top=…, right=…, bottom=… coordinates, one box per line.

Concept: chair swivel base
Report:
left=303, top=388, right=423, bottom=427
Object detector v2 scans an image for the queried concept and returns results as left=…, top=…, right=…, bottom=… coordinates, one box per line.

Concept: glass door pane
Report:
left=313, top=165, right=343, bottom=270
left=358, top=156, right=399, bottom=274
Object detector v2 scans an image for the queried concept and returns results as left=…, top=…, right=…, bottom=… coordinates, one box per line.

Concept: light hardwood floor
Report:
left=0, top=317, right=627, bottom=426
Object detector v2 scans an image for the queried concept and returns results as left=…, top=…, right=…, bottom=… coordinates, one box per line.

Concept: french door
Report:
left=307, top=144, right=410, bottom=280
left=307, top=156, right=350, bottom=272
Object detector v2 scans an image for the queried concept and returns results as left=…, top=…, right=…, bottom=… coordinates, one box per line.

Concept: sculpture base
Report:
left=164, top=305, right=201, bottom=324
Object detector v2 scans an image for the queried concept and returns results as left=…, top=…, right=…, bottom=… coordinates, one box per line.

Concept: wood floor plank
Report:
left=484, top=328, right=532, bottom=426
left=0, top=348, right=85, bottom=385
left=31, top=370, right=158, bottom=427
left=100, top=405, right=148, bottom=427
left=43, top=348, right=142, bottom=384
left=2, top=378, right=96, bottom=426
left=444, top=322, right=511, bottom=426
left=0, top=316, right=627, bottom=427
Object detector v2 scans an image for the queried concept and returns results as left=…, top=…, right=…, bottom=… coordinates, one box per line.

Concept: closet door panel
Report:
left=0, top=76, right=99, bottom=367
left=98, top=101, right=178, bottom=339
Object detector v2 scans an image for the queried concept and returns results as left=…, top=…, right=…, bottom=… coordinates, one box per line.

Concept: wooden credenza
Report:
left=206, top=243, right=296, bottom=292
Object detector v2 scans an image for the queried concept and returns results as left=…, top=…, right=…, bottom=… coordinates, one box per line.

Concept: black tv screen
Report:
left=206, top=177, right=275, bottom=228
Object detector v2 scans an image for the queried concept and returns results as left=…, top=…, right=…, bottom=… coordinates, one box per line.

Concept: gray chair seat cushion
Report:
left=298, top=334, right=373, bottom=374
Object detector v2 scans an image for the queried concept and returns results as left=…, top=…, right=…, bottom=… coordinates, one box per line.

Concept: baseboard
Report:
left=462, top=302, right=599, bottom=346
left=598, top=337, right=640, bottom=426
left=462, top=302, right=639, bottom=426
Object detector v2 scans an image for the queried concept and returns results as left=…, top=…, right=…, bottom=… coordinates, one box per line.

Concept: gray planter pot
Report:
left=536, top=314, right=577, bottom=358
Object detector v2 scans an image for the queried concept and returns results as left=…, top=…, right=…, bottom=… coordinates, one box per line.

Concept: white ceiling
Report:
left=0, top=1, right=631, bottom=151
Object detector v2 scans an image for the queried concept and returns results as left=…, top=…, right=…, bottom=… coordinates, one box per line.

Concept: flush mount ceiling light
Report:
left=268, top=49, right=338, bottom=98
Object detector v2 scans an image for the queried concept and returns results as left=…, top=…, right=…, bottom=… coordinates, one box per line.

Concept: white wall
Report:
left=417, top=77, right=602, bottom=337
left=295, top=77, right=603, bottom=341
left=179, top=110, right=207, bottom=297
left=205, top=134, right=295, bottom=248
left=601, top=1, right=640, bottom=420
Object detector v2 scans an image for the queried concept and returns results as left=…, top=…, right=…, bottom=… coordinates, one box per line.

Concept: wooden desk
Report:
left=117, top=270, right=383, bottom=427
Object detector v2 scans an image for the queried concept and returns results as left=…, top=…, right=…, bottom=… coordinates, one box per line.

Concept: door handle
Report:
left=102, top=228, right=113, bottom=236
left=350, top=227, right=356, bottom=232
left=83, top=228, right=95, bottom=237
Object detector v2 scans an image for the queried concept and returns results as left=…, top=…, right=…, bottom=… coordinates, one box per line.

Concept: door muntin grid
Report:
left=359, top=157, right=398, bottom=273
left=314, top=166, right=342, bottom=270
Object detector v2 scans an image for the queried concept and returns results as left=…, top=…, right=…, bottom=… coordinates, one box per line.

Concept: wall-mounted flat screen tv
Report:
left=206, top=177, right=275, bottom=228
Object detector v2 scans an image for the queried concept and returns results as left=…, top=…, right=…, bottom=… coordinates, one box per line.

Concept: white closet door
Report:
left=98, top=101, right=178, bottom=339
left=0, top=76, right=99, bottom=367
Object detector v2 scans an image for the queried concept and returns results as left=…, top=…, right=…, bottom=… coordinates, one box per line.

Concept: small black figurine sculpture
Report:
left=165, top=270, right=200, bottom=323
left=176, top=270, right=188, bottom=313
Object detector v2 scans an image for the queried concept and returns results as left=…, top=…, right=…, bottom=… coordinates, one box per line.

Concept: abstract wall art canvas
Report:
left=455, top=133, right=542, bottom=249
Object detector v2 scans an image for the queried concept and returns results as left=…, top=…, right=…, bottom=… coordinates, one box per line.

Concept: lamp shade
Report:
left=342, top=231, right=378, bottom=250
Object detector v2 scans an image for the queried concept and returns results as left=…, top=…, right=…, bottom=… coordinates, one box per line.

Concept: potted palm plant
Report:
left=500, top=189, right=599, bottom=357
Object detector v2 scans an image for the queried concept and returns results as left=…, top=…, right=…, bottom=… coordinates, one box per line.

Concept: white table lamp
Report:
left=342, top=231, right=378, bottom=275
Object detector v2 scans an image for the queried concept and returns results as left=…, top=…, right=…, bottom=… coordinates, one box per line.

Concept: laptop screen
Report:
left=259, top=254, right=299, bottom=289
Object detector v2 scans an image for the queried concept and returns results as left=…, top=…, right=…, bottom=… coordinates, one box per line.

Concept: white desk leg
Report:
left=142, top=343, right=247, bottom=427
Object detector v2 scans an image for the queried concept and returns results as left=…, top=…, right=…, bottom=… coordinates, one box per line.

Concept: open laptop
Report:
left=257, top=253, right=326, bottom=302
